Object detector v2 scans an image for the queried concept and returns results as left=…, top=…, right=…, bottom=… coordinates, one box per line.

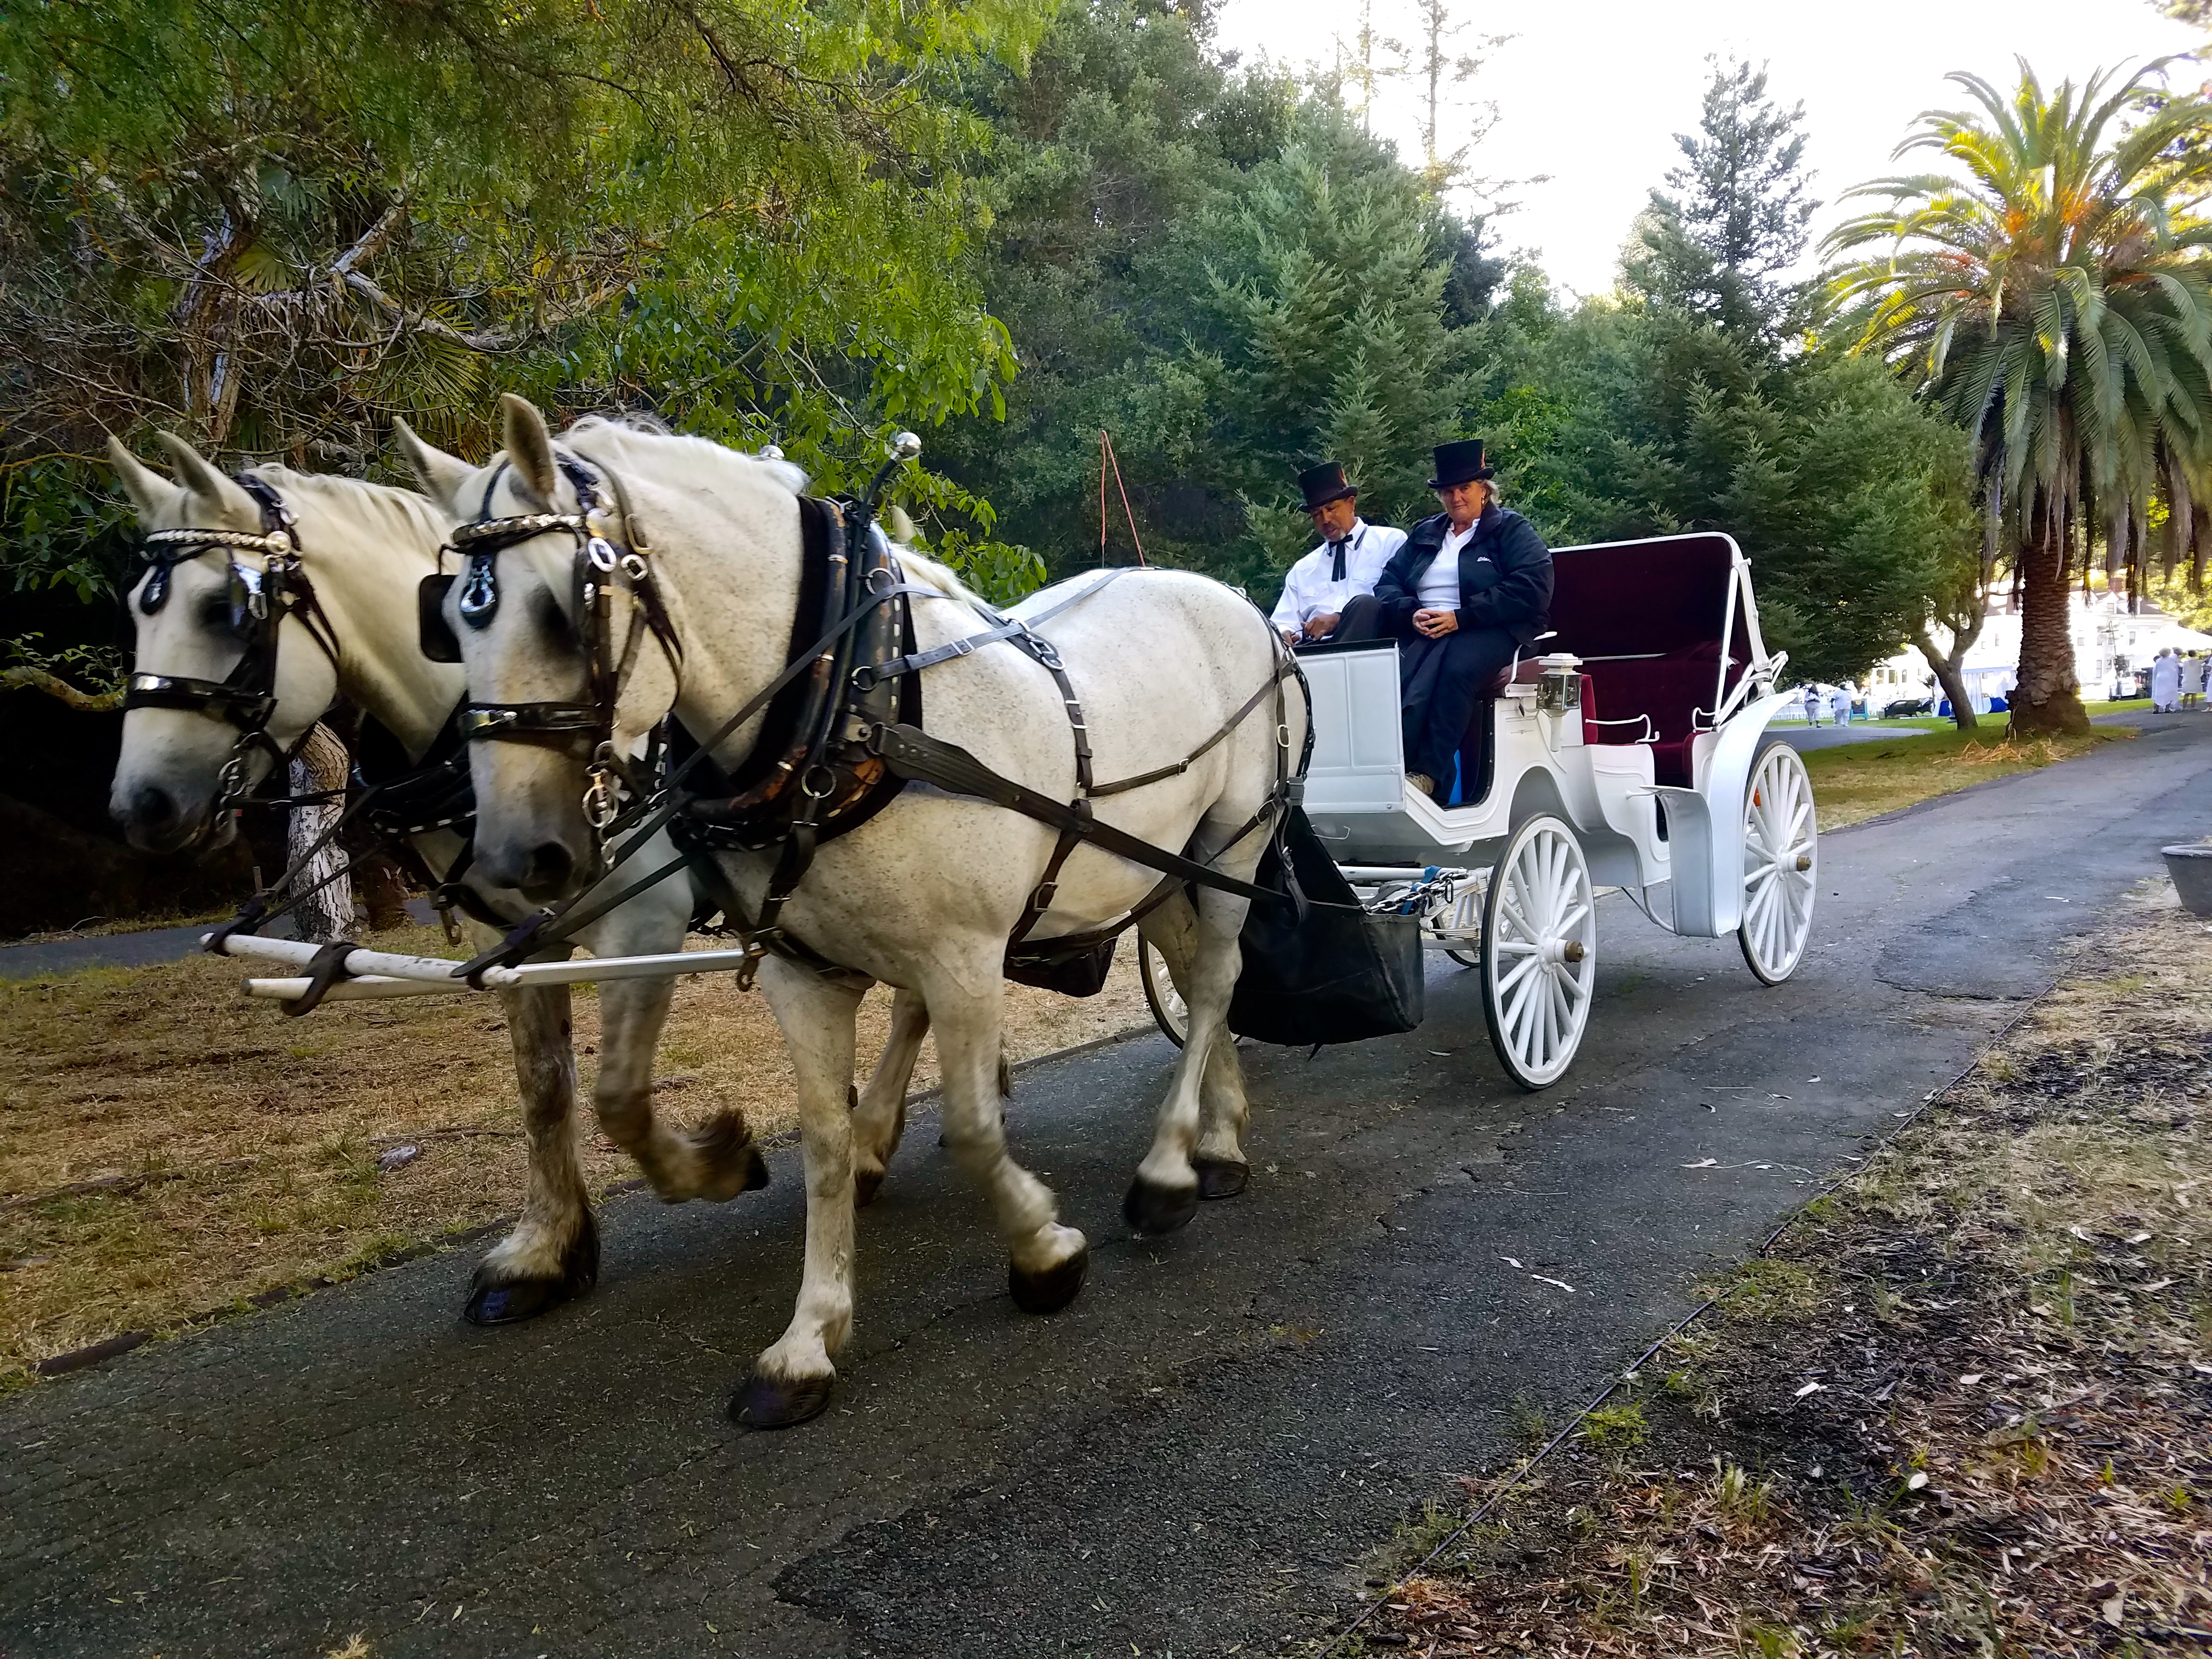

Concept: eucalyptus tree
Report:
left=1825, top=60, right=2212, bottom=735
left=0, top=0, right=1045, bottom=630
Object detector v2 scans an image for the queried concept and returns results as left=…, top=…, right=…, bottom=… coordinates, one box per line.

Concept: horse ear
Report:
left=391, top=418, right=475, bottom=514
left=108, top=436, right=174, bottom=518
left=499, top=393, right=560, bottom=507
left=154, top=432, right=258, bottom=524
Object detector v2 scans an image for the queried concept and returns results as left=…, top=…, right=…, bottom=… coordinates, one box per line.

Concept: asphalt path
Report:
left=7, top=719, right=2212, bottom=1659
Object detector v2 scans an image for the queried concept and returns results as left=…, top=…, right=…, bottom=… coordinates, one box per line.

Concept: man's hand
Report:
left=1413, top=608, right=1459, bottom=638
left=1304, top=612, right=1341, bottom=641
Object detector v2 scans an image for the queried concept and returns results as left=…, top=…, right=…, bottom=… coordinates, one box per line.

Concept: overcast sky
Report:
left=1209, top=0, right=2205, bottom=296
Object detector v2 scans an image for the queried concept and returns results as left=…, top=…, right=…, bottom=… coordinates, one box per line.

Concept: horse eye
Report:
left=199, top=593, right=239, bottom=637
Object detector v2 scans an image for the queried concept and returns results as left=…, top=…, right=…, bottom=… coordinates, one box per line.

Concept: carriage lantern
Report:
left=1534, top=652, right=1583, bottom=714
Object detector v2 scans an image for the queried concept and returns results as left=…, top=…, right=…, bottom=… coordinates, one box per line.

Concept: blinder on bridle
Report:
left=431, top=449, right=684, bottom=845
left=123, top=473, right=344, bottom=807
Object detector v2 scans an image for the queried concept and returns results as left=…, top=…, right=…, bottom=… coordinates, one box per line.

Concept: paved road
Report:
left=7, top=721, right=2211, bottom=1659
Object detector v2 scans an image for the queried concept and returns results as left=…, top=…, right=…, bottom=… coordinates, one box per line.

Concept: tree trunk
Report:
left=1910, top=625, right=1979, bottom=732
left=285, top=724, right=356, bottom=942
left=2008, top=513, right=2089, bottom=737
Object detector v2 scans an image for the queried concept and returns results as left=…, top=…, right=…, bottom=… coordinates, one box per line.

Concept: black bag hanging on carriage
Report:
left=1227, top=806, right=1425, bottom=1046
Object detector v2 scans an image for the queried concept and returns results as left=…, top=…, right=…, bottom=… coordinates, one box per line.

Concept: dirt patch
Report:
left=1329, top=892, right=2212, bottom=1656
left=1803, top=726, right=2128, bottom=832
left=0, top=923, right=1151, bottom=1380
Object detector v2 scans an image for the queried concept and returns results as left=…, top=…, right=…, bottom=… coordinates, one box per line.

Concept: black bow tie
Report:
left=1329, top=538, right=1350, bottom=582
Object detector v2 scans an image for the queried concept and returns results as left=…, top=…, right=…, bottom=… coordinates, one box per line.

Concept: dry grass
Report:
left=1338, top=890, right=2212, bottom=1656
left=0, top=922, right=1150, bottom=1380
left=1801, top=726, right=2128, bottom=832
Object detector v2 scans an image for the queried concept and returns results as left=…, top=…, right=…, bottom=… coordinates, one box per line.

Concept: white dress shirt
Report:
left=1271, top=518, right=1406, bottom=633
left=1414, top=520, right=1477, bottom=610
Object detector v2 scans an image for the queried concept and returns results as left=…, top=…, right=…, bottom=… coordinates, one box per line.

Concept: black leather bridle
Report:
left=421, top=450, right=682, bottom=851
left=123, top=473, right=345, bottom=809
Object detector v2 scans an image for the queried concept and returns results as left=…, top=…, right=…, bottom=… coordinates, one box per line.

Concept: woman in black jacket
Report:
left=1336, top=440, right=1553, bottom=796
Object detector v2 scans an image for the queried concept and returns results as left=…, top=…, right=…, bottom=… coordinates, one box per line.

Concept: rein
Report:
left=125, top=474, right=346, bottom=809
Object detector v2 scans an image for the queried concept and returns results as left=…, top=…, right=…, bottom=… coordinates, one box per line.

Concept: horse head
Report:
left=108, top=435, right=459, bottom=854
left=399, top=394, right=797, bottom=902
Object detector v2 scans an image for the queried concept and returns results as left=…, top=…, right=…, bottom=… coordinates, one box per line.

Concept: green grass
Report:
left=1799, top=725, right=2128, bottom=830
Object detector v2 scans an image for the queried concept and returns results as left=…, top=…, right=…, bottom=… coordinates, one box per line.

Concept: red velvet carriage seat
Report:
left=1451, top=533, right=1752, bottom=801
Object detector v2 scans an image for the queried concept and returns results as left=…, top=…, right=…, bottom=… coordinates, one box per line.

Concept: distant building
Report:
left=1871, top=587, right=2204, bottom=713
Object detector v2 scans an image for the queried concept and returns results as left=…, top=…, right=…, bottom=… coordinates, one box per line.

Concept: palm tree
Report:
left=1825, top=60, right=2212, bottom=735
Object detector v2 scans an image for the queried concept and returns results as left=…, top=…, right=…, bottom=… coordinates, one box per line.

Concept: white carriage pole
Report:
left=215, top=931, right=772, bottom=1003
left=285, top=723, right=354, bottom=941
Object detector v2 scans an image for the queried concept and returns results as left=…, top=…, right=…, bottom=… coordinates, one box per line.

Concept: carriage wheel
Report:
left=1480, top=814, right=1597, bottom=1091
left=1442, top=887, right=1483, bottom=968
left=1138, top=935, right=1189, bottom=1048
left=1739, top=740, right=1818, bottom=985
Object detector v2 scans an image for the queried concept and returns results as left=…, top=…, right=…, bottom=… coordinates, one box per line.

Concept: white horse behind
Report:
left=105, top=436, right=827, bottom=1322
left=399, top=397, right=1302, bottom=1426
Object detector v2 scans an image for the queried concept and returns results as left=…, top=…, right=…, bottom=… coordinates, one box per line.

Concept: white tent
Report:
left=2127, top=623, right=2212, bottom=668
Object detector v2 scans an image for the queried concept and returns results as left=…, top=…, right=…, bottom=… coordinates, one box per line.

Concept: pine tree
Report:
left=1622, top=58, right=1819, bottom=347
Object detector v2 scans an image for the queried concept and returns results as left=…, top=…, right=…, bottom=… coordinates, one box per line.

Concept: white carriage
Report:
left=1139, top=532, right=1820, bottom=1088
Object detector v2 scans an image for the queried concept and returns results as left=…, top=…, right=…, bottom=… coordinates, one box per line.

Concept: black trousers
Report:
left=1335, top=595, right=1519, bottom=787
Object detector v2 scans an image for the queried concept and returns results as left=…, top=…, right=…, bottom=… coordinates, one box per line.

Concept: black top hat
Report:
left=1296, top=461, right=1358, bottom=512
left=1427, top=439, right=1495, bottom=489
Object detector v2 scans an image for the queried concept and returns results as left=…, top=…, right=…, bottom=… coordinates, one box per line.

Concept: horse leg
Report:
left=731, top=960, right=867, bottom=1430
left=852, top=985, right=928, bottom=1207
left=924, top=962, right=1087, bottom=1314
left=1126, top=884, right=1250, bottom=1233
left=592, top=973, right=770, bottom=1203
left=1139, top=891, right=1252, bottom=1201
left=464, top=983, right=599, bottom=1324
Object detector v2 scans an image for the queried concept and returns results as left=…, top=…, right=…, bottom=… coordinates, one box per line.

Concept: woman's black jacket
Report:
left=1370, top=504, right=1553, bottom=646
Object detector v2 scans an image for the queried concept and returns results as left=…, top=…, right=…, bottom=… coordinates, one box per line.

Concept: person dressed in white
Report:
left=2182, top=651, right=2205, bottom=712
left=2152, top=647, right=2182, bottom=713
left=1269, top=461, right=1406, bottom=645
left=1830, top=684, right=1854, bottom=727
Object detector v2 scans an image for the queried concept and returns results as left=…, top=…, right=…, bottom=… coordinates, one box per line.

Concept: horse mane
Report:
left=242, top=463, right=448, bottom=555
left=556, top=417, right=980, bottom=603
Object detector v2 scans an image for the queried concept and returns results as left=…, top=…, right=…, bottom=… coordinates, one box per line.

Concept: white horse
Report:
left=397, top=397, right=1301, bottom=1426
left=104, top=437, right=934, bottom=1321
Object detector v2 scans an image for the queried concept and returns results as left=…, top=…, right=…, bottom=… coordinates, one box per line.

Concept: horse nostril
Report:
left=527, top=840, right=574, bottom=893
left=128, top=786, right=178, bottom=833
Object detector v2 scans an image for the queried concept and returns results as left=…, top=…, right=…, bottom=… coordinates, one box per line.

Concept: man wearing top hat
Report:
left=1268, top=462, right=1407, bottom=644
left=1335, top=439, right=1553, bottom=797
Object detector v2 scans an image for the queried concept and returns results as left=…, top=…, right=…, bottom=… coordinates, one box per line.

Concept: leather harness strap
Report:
left=125, top=472, right=346, bottom=808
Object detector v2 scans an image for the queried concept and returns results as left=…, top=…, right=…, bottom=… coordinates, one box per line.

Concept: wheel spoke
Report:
left=1496, top=952, right=1542, bottom=997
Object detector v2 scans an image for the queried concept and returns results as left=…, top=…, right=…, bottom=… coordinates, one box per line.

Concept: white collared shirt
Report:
left=1270, top=518, right=1406, bottom=632
left=1415, top=519, right=1477, bottom=610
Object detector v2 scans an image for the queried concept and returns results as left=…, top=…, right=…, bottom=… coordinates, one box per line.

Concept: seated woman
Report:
left=1336, top=439, right=1553, bottom=797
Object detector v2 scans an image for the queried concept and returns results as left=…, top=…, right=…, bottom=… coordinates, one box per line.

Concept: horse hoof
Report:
left=462, top=1213, right=598, bottom=1325
left=692, top=1111, right=770, bottom=1202
left=729, top=1372, right=834, bottom=1430
left=1009, top=1241, right=1088, bottom=1314
left=1123, top=1175, right=1199, bottom=1235
left=462, top=1276, right=573, bottom=1326
left=854, top=1166, right=884, bottom=1208
left=1193, top=1156, right=1249, bottom=1199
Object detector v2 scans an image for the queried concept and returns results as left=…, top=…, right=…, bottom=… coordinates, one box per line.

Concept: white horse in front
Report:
left=105, top=436, right=825, bottom=1322
left=399, top=397, right=1302, bottom=1426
